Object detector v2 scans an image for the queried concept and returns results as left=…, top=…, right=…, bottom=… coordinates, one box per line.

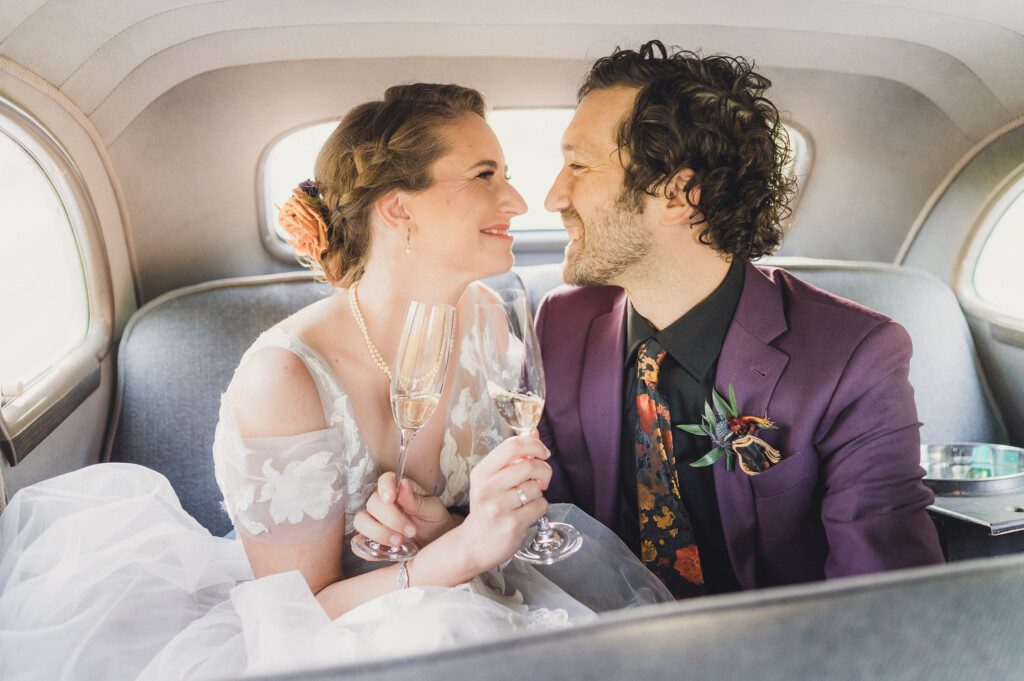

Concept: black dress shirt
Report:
left=619, top=257, right=745, bottom=595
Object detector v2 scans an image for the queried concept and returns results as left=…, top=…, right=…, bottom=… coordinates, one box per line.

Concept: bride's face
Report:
left=402, top=113, right=527, bottom=280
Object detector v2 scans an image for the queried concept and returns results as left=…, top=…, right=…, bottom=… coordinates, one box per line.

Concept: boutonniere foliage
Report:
left=676, top=385, right=782, bottom=475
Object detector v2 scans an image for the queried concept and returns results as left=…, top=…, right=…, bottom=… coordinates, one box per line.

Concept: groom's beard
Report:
left=561, top=191, right=652, bottom=287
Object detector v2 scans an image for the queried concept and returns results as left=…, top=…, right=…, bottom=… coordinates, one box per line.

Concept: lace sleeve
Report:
left=437, top=283, right=511, bottom=508
left=212, top=402, right=349, bottom=545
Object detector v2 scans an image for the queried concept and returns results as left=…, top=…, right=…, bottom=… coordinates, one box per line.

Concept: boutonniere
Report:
left=675, top=384, right=782, bottom=475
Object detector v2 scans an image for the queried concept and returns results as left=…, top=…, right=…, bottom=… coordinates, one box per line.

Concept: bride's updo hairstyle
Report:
left=277, top=83, right=486, bottom=287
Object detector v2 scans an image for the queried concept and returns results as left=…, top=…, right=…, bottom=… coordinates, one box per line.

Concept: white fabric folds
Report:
left=0, top=464, right=671, bottom=680
left=0, top=283, right=672, bottom=679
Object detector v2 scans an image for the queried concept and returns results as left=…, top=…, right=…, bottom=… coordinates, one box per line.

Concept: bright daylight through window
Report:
left=262, top=111, right=807, bottom=244
left=0, top=129, right=89, bottom=390
left=974, top=181, right=1024, bottom=315
left=261, top=110, right=576, bottom=241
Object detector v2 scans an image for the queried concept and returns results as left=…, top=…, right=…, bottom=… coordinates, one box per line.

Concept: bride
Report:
left=0, top=83, right=670, bottom=680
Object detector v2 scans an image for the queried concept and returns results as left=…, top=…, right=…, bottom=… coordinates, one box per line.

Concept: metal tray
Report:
left=921, top=443, right=1024, bottom=496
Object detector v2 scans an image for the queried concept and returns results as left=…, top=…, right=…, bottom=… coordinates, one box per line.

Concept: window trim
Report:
left=953, top=159, right=1024, bottom=336
left=0, top=95, right=114, bottom=465
left=783, top=121, right=813, bottom=217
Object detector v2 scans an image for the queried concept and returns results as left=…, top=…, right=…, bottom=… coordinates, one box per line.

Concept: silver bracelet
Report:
left=397, top=559, right=411, bottom=590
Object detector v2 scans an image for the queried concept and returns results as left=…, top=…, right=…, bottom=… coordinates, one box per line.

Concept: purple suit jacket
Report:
left=535, top=261, right=944, bottom=589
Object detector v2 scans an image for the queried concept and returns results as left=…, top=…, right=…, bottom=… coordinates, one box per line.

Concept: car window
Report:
left=261, top=121, right=339, bottom=246
left=973, top=176, right=1024, bottom=316
left=260, top=112, right=810, bottom=254
left=486, top=108, right=576, bottom=231
left=0, top=127, right=89, bottom=390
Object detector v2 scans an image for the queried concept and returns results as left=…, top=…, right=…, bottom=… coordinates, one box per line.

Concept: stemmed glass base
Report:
left=350, top=534, right=418, bottom=562
left=351, top=427, right=422, bottom=562
left=515, top=516, right=583, bottom=565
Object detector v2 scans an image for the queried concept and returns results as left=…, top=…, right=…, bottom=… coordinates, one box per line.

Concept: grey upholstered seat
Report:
left=105, top=270, right=535, bottom=535
left=513, top=258, right=1007, bottom=446
left=105, top=260, right=1006, bottom=536
left=106, top=273, right=333, bottom=535
left=746, top=258, right=1006, bottom=445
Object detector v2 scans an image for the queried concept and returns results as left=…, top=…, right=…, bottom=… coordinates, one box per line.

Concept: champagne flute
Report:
left=351, top=299, right=456, bottom=561
left=477, top=288, right=582, bottom=564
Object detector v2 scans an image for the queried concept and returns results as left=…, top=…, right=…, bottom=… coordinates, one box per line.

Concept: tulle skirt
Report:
left=0, top=464, right=671, bottom=680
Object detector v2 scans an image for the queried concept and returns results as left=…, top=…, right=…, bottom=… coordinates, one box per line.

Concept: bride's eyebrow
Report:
left=467, top=160, right=499, bottom=172
left=464, top=159, right=511, bottom=177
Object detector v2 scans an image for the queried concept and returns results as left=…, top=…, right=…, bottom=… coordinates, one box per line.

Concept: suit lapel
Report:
left=579, top=289, right=628, bottom=526
left=713, top=262, right=789, bottom=589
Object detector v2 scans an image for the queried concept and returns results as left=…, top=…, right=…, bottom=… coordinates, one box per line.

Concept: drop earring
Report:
left=405, top=231, right=412, bottom=254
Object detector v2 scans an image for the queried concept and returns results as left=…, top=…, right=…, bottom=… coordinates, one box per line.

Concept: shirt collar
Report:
left=624, top=257, right=746, bottom=381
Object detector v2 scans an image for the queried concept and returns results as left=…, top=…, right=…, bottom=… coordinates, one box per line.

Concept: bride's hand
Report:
left=453, top=435, right=552, bottom=572
left=354, top=473, right=454, bottom=548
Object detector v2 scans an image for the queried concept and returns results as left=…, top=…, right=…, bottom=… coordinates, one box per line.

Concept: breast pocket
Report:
left=749, top=452, right=809, bottom=499
left=750, top=451, right=823, bottom=582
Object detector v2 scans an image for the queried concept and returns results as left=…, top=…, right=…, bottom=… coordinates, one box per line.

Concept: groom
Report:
left=536, top=41, right=943, bottom=596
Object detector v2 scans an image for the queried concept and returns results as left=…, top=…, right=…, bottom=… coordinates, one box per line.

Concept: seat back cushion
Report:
left=108, top=276, right=331, bottom=535
left=108, top=261, right=1005, bottom=535
left=770, top=259, right=1007, bottom=445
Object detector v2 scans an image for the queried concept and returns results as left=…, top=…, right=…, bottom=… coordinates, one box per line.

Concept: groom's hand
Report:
left=354, top=473, right=455, bottom=549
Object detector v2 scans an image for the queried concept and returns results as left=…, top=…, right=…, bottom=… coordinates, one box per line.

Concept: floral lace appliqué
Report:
left=330, top=394, right=377, bottom=535
left=216, top=290, right=504, bottom=544
left=259, top=451, right=342, bottom=524
left=226, top=483, right=270, bottom=535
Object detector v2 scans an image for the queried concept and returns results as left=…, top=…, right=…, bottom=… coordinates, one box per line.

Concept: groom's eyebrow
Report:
left=562, top=143, right=593, bottom=159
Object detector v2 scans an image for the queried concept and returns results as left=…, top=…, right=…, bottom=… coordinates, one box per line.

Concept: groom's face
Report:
left=545, top=87, right=652, bottom=287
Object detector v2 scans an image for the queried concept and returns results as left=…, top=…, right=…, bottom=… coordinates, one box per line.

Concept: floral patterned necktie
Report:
left=629, top=338, right=705, bottom=598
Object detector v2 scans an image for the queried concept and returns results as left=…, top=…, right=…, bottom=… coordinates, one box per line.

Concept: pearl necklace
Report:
left=348, top=279, right=393, bottom=381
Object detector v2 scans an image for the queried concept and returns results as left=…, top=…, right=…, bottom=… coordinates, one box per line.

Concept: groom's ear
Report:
left=374, top=190, right=414, bottom=232
left=659, top=169, right=702, bottom=228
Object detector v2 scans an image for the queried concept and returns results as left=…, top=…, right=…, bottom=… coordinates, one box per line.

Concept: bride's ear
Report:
left=373, top=190, right=414, bottom=235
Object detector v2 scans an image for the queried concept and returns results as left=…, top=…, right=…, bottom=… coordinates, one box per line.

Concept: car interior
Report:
left=2, top=2, right=1024, bottom=679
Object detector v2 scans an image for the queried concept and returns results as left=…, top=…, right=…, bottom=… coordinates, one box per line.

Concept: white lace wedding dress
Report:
left=0, top=284, right=671, bottom=681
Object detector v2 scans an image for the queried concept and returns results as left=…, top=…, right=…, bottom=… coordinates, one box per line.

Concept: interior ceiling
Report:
left=2, top=0, right=1023, bottom=143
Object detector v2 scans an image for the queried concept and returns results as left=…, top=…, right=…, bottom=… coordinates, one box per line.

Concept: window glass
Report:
left=261, top=113, right=809, bottom=244
left=260, top=112, right=575, bottom=239
left=0, top=129, right=89, bottom=386
left=974, top=183, right=1024, bottom=314
left=486, top=108, right=576, bottom=230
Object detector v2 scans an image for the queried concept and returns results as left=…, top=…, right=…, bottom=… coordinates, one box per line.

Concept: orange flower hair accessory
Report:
left=277, top=180, right=330, bottom=260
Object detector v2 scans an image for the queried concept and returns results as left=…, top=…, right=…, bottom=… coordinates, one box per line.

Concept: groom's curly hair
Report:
left=580, top=40, right=796, bottom=260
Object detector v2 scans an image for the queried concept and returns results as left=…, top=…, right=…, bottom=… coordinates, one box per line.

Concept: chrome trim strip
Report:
left=512, top=230, right=569, bottom=252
